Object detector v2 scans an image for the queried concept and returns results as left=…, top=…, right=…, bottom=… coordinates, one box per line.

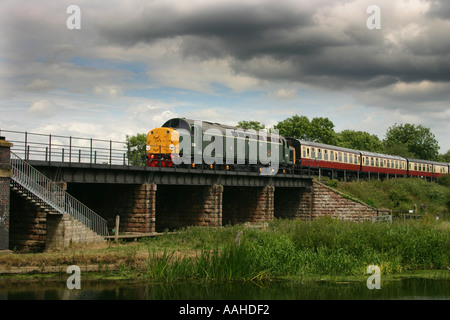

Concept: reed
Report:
left=140, top=218, right=449, bottom=281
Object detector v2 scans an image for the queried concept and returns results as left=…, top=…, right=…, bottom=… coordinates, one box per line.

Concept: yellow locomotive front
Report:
left=146, top=127, right=180, bottom=167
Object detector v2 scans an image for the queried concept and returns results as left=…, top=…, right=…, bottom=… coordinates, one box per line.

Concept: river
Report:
left=0, top=274, right=448, bottom=300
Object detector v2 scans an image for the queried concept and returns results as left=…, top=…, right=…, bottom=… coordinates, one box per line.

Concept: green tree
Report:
left=125, top=133, right=147, bottom=166
left=336, top=130, right=384, bottom=153
left=384, top=143, right=415, bottom=158
left=383, top=123, right=440, bottom=160
left=274, top=115, right=310, bottom=139
left=309, top=117, right=337, bottom=145
left=438, top=150, right=450, bottom=162
left=236, top=120, right=265, bottom=130
left=274, top=115, right=336, bottom=144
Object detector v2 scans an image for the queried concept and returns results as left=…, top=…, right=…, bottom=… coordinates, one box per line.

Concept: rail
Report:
left=10, top=152, right=109, bottom=236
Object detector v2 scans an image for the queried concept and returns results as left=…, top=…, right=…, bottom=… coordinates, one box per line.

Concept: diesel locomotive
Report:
left=146, top=117, right=449, bottom=179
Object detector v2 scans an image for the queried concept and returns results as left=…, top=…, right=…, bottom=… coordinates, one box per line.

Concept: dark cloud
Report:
left=426, top=0, right=450, bottom=19
left=97, top=0, right=450, bottom=93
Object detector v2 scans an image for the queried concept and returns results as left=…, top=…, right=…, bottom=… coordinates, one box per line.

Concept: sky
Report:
left=0, top=0, right=449, bottom=153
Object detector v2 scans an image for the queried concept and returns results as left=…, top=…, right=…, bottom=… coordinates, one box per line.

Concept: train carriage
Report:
left=360, top=151, right=407, bottom=177
left=407, top=158, right=448, bottom=179
left=286, top=139, right=361, bottom=171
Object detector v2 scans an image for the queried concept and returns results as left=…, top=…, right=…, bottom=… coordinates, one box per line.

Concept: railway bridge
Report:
left=0, top=130, right=385, bottom=252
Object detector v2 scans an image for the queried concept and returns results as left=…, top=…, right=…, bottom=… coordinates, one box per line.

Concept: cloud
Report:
left=27, top=99, right=58, bottom=117
left=0, top=0, right=449, bottom=152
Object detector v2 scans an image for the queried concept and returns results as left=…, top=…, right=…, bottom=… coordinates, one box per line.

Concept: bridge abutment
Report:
left=274, top=187, right=313, bottom=220
left=0, top=137, right=13, bottom=251
left=156, top=185, right=223, bottom=231
left=222, top=186, right=274, bottom=225
left=67, top=183, right=157, bottom=234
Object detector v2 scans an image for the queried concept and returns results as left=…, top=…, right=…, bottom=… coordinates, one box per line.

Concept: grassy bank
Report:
left=2, top=218, right=448, bottom=282
left=323, top=177, right=450, bottom=217
left=137, top=219, right=449, bottom=282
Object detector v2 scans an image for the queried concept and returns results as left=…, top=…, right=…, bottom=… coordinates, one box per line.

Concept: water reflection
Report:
left=0, top=276, right=449, bottom=300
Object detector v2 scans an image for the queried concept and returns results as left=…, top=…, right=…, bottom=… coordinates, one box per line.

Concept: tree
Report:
left=309, top=117, right=337, bottom=145
left=236, top=120, right=265, bottom=131
left=274, top=115, right=310, bottom=139
left=438, top=150, right=450, bottom=162
left=384, top=143, right=415, bottom=158
left=274, top=115, right=336, bottom=144
left=125, top=133, right=147, bottom=166
left=336, top=130, right=384, bottom=153
left=383, top=123, right=440, bottom=160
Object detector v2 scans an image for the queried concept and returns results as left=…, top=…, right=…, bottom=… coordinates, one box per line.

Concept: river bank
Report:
left=1, top=218, right=448, bottom=281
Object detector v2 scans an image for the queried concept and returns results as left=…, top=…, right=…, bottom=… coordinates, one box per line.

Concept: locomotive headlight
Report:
left=146, top=145, right=151, bottom=151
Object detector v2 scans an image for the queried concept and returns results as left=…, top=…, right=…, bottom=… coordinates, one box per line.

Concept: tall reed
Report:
left=141, top=218, right=449, bottom=281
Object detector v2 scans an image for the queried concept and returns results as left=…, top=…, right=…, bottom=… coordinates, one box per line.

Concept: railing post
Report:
left=49, top=134, right=52, bottom=163
left=24, top=131, right=28, bottom=160
left=69, top=136, right=72, bottom=163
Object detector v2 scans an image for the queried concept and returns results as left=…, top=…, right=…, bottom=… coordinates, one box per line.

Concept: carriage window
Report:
left=303, top=147, right=306, bottom=158
left=330, top=151, right=334, bottom=161
left=318, top=149, right=322, bottom=160
left=324, top=150, right=328, bottom=161
left=343, top=153, right=347, bottom=163
left=311, top=148, right=315, bottom=159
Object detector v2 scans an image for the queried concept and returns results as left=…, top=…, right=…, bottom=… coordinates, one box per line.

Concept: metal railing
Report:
left=10, top=152, right=109, bottom=236
left=0, top=129, right=135, bottom=166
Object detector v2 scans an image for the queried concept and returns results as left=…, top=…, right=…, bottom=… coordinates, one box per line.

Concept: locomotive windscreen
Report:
left=162, top=118, right=190, bottom=130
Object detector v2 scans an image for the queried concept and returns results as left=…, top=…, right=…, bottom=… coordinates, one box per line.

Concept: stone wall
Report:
left=275, top=181, right=385, bottom=221
left=156, top=185, right=223, bottom=231
left=274, top=187, right=312, bottom=220
left=46, top=213, right=105, bottom=250
left=9, top=192, right=47, bottom=252
left=67, top=183, right=157, bottom=234
left=223, top=186, right=274, bottom=225
left=307, top=180, right=384, bottom=220
left=0, top=137, right=12, bottom=251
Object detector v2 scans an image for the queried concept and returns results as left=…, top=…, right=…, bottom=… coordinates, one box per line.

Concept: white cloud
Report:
left=27, top=99, right=58, bottom=117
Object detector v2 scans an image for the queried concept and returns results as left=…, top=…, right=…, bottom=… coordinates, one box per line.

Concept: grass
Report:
left=1, top=218, right=449, bottom=282
left=331, top=177, right=449, bottom=216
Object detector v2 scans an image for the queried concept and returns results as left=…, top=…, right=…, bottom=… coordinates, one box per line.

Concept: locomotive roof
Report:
left=162, top=118, right=284, bottom=140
